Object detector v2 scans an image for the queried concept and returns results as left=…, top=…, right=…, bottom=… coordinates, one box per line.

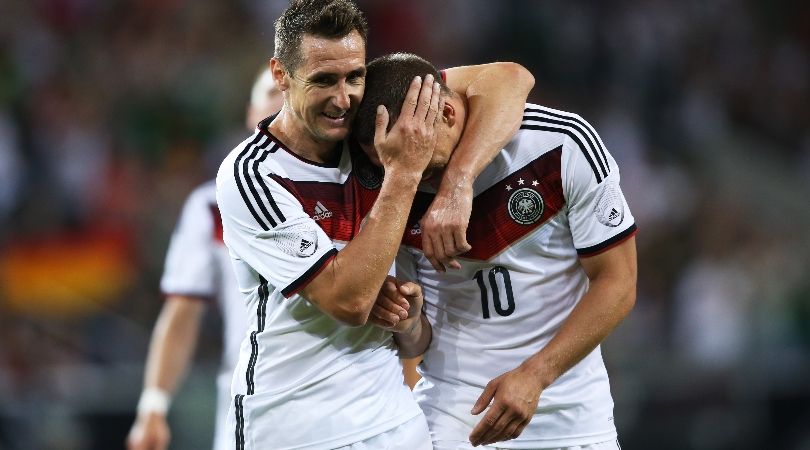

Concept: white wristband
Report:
left=137, top=388, right=171, bottom=415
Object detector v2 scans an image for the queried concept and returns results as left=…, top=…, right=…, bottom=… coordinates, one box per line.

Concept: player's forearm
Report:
left=440, top=62, right=534, bottom=188
left=306, top=172, right=422, bottom=325
left=393, top=314, right=432, bottom=359
left=142, top=298, right=205, bottom=394
left=520, top=275, right=635, bottom=389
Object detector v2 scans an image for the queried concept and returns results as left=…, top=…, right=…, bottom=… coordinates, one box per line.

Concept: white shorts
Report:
left=335, top=414, right=432, bottom=450
left=432, top=437, right=622, bottom=450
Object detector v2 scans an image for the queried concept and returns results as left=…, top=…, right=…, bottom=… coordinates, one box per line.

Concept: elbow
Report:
left=620, top=279, right=637, bottom=318
left=622, top=291, right=636, bottom=318
left=336, top=313, right=370, bottom=328
left=330, top=300, right=372, bottom=327
left=302, top=281, right=374, bottom=327
left=501, top=62, right=535, bottom=93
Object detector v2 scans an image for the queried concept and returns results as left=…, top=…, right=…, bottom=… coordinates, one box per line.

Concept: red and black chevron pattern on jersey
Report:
left=269, top=172, right=379, bottom=243
left=401, top=146, right=564, bottom=260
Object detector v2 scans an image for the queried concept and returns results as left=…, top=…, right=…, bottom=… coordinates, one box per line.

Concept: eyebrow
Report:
left=306, top=67, right=366, bottom=82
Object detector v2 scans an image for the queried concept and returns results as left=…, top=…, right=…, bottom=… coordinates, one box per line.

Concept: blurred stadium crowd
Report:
left=0, top=1, right=808, bottom=449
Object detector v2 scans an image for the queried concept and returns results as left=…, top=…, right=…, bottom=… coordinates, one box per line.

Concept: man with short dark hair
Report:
left=358, top=53, right=637, bottom=450
left=215, top=1, right=534, bottom=449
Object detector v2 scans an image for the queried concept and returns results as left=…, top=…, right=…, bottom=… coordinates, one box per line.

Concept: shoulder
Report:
left=520, top=103, right=611, bottom=184
left=172, top=181, right=217, bottom=235
left=217, top=132, right=284, bottom=188
left=175, top=180, right=216, bottom=218
left=498, top=103, right=582, bottom=164
left=519, top=103, right=595, bottom=136
left=188, top=180, right=217, bottom=203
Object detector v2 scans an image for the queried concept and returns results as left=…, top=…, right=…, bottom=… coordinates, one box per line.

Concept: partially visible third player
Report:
left=126, top=68, right=283, bottom=450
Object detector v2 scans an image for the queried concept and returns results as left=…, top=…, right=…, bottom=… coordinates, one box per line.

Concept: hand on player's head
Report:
left=371, top=75, right=441, bottom=177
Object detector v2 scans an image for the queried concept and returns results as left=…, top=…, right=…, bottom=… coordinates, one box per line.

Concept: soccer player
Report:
left=355, top=53, right=638, bottom=450
left=214, top=1, right=533, bottom=448
left=126, top=68, right=283, bottom=450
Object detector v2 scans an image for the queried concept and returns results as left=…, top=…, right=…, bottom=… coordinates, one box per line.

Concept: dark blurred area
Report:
left=0, top=1, right=808, bottom=449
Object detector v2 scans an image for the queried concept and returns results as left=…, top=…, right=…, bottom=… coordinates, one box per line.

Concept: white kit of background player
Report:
left=127, top=68, right=282, bottom=450
left=158, top=181, right=244, bottom=450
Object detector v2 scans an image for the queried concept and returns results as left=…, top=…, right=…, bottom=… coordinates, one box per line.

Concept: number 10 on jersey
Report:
left=473, top=266, right=515, bottom=319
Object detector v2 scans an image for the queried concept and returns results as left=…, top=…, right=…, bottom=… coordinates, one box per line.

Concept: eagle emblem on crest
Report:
left=507, top=188, right=544, bottom=225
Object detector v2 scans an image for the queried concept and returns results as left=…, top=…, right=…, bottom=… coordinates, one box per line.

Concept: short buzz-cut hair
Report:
left=274, top=0, right=369, bottom=73
left=354, top=52, right=451, bottom=146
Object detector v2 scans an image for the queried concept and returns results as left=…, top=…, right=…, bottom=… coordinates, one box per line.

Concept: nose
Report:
left=332, top=80, right=351, bottom=111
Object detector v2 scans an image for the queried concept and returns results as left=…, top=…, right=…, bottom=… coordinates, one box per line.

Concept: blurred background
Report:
left=0, top=0, right=808, bottom=449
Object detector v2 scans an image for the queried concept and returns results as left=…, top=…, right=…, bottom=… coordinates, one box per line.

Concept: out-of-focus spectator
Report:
left=0, top=110, right=22, bottom=221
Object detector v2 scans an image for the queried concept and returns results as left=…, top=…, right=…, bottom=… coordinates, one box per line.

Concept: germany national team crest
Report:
left=352, top=153, right=383, bottom=190
left=508, top=188, right=544, bottom=225
left=349, top=140, right=384, bottom=189
left=356, top=163, right=383, bottom=190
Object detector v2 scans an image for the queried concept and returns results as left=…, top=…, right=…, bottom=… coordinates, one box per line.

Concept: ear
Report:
left=442, top=100, right=457, bottom=128
left=270, top=58, right=291, bottom=91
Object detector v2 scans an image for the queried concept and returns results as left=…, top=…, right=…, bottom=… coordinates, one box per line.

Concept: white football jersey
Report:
left=397, top=104, right=637, bottom=448
left=160, top=180, right=245, bottom=450
left=215, top=122, right=422, bottom=450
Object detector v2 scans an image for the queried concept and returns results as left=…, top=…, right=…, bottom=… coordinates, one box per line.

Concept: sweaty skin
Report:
left=419, top=63, right=534, bottom=272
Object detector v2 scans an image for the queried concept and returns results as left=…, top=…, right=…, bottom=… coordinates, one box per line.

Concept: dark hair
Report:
left=354, top=52, right=450, bottom=145
left=274, top=0, right=369, bottom=73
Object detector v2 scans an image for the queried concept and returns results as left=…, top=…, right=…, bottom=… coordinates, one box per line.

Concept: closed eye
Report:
left=347, top=69, right=366, bottom=85
left=309, top=74, right=337, bottom=86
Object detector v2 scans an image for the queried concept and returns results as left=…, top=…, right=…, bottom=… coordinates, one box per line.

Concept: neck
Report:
left=267, top=109, right=339, bottom=164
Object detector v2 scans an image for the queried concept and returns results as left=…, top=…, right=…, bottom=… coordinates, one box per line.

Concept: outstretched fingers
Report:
left=412, top=74, right=436, bottom=122
left=372, top=104, right=389, bottom=150
left=424, top=78, right=441, bottom=126
left=400, top=75, right=423, bottom=120
left=469, top=403, right=506, bottom=447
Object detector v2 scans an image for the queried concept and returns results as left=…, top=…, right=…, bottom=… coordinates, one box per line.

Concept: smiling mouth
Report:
left=322, top=111, right=347, bottom=121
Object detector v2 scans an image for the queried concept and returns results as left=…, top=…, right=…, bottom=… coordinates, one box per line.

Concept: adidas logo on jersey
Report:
left=594, top=182, right=624, bottom=227
left=311, top=201, right=333, bottom=221
left=410, top=223, right=422, bottom=235
left=300, top=239, right=313, bottom=253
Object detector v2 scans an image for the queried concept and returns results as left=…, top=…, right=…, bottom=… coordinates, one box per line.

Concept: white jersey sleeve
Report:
left=216, top=150, right=337, bottom=298
left=561, top=116, right=636, bottom=256
left=160, top=183, right=218, bottom=297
